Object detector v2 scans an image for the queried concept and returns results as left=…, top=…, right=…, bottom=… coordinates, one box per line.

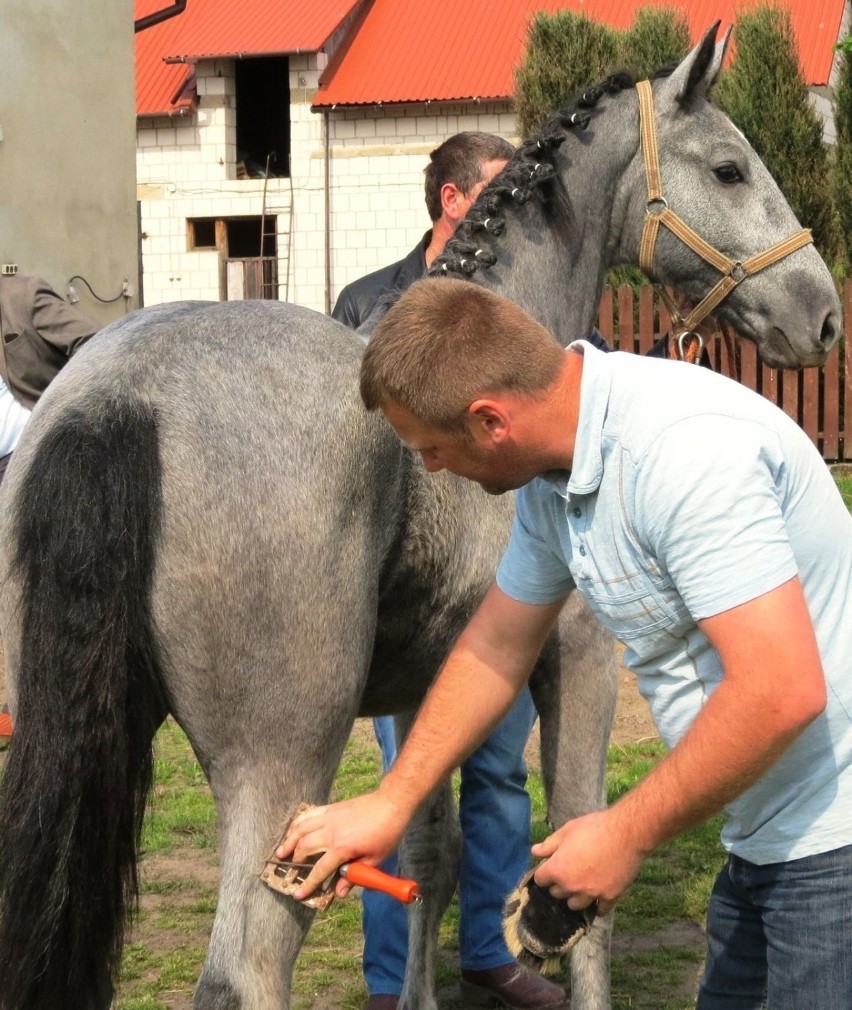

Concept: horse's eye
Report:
left=714, top=163, right=743, bottom=185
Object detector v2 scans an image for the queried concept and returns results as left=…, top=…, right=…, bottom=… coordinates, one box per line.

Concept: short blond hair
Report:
left=361, top=278, right=565, bottom=429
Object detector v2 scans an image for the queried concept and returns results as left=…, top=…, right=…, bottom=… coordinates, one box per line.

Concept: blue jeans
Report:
left=362, top=689, right=537, bottom=996
left=697, top=843, right=852, bottom=1009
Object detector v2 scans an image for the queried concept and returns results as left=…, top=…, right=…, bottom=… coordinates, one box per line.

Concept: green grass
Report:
left=835, top=473, right=852, bottom=510
left=141, top=720, right=218, bottom=856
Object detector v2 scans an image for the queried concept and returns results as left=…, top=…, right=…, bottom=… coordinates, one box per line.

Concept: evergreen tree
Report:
left=832, top=38, right=852, bottom=274
left=715, top=6, right=836, bottom=259
left=618, top=7, right=690, bottom=79
left=514, top=12, right=618, bottom=136
left=514, top=7, right=690, bottom=137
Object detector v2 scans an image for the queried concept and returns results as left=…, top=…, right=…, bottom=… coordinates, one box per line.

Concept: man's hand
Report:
left=531, top=809, right=646, bottom=916
left=274, top=791, right=408, bottom=900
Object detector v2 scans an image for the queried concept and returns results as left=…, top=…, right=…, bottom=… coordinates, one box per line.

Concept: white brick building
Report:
left=136, top=61, right=515, bottom=311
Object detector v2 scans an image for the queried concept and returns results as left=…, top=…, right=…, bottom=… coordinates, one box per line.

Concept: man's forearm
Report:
left=533, top=578, right=827, bottom=910
left=614, top=579, right=826, bottom=854
left=277, top=584, right=564, bottom=894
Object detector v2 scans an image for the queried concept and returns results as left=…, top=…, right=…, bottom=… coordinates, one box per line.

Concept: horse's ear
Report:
left=663, top=21, right=731, bottom=104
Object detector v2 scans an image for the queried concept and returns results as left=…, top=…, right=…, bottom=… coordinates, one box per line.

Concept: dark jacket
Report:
left=332, top=233, right=430, bottom=328
left=0, top=275, right=98, bottom=409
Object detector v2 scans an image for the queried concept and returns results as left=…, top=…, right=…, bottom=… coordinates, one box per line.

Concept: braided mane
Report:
left=431, top=69, right=654, bottom=279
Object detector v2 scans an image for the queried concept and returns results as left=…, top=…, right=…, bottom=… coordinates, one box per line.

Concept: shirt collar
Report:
left=538, top=340, right=612, bottom=499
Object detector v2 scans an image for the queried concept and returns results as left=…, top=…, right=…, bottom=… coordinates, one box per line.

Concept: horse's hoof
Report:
left=503, top=867, right=597, bottom=975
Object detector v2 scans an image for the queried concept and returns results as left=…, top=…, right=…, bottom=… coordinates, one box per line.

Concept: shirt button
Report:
left=573, top=508, right=582, bottom=517
left=579, top=545, right=586, bottom=556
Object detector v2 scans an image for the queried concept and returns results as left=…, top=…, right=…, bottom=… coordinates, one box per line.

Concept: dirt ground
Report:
left=610, top=649, right=659, bottom=745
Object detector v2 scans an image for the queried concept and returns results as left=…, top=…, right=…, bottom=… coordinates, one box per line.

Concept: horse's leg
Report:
left=530, top=592, right=618, bottom=1010
left=392, top=711, right=462, bottom=1010
left=196, top=760, right=342, bottom=1009
left=187, top=696, right=358, bottom=1010
left=154, top=565, right=377, bottom=1010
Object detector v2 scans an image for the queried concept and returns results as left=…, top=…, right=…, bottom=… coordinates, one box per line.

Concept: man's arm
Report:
left=533, top=576, right=827, bottom=913
left=31, top=278, right=99, bottom=356
left=277, top=581, right=565, bottom=897
left=331, top=287, right=362, bottom=328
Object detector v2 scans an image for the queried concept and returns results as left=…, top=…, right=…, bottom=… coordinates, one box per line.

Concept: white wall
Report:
left=137, top=54, right=515, bottom=314
left=0, top=0, right=139, bottom=324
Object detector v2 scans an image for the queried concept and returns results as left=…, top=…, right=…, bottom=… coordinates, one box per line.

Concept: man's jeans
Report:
left=697, top=843, right=852, bottom=1009
left=362, top=689, right=537, bottom=996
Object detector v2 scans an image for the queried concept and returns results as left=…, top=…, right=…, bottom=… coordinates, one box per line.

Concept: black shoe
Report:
left=460, top=962, right=570, bottom=1009
left=364, top=995, right=399, bottom=1010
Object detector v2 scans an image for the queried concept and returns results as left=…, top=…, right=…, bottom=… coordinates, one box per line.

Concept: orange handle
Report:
left=340, top=862, right=421, bottom=904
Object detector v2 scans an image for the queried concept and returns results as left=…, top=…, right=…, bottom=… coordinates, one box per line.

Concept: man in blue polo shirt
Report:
left=280, top=278, right=852, bottom=1010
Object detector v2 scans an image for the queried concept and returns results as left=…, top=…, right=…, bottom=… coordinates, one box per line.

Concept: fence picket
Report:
left=740, top=340, right=758, bottom=392
left=618, top=285, right=636, bottom=354
left=803, top=367, right=819, bottom=447
left=823, top=348, right=840, bottom=460
left=598, top=287, right=614, bottom=344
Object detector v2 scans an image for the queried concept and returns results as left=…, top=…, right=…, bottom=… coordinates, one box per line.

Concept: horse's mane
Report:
left=431, top=66, right=675, bottom=280
left=357, top=64, right=677, bottom=330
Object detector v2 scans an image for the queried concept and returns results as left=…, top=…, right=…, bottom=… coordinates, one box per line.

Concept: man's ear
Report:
left=440, top=182, right=465, bottom=223
left=466, top=399, right=511, bottom=445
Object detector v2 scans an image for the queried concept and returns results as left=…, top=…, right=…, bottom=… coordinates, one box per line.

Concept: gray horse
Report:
left=0, top=24, right=840, bottom=1010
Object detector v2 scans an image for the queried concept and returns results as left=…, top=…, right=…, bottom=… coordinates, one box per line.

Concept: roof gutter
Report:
left=135, top=0, right=187, bottom=34
left=323, top=109, right=332, bottom=315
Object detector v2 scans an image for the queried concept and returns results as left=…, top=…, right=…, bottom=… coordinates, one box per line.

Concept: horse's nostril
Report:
left=820, top=313, right=841, bottom=350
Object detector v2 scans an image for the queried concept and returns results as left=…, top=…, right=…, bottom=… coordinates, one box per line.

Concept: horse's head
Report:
left=625, top=22, right=841, bottom=368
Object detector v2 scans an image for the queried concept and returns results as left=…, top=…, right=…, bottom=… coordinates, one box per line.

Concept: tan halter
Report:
left=636, top=79, right=813, bottom=362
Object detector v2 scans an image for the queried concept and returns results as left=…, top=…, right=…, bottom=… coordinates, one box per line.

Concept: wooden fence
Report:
left=596, top=284, right=852, bottom=462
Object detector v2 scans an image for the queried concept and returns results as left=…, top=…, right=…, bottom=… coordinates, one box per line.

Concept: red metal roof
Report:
left=313, top=0, right=846, bottom=108
left=135, top=0, right=362, bottom=116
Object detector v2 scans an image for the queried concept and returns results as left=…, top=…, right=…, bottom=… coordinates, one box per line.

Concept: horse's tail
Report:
left=0, top=397, right=167, bottom=1010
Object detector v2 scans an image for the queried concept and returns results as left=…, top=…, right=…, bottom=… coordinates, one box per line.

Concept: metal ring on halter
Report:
left=677, top=331, right=705, bottom=361
left=646, top=196, right=668, bottom=216
left=730, top=262, right=747, bottom=283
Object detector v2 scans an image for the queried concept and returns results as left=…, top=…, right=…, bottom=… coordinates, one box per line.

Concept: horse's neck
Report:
left=479, top=101, right=640, bottom=346
left=475, top=212, right=601, bottom=346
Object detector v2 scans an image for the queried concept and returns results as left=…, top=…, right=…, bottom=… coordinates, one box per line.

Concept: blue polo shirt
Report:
left=496, top=341, right=852, bottom=864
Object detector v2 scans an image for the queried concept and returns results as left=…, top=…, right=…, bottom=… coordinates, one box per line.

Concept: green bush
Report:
left=514, top=11, right=619, bottom=136
left=832, top=41, right=852, bottom=277
left=617, top=7, right=690, bottom=79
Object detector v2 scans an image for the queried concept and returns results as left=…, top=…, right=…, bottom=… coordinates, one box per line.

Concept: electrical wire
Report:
left=66, top=275, right=126, bottom=304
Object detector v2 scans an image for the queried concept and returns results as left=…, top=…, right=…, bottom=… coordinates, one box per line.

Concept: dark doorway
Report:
left=235, top=56, right=290, bottom=177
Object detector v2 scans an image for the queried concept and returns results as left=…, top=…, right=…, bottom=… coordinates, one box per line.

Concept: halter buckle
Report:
left=730, top=262, right=746, bottom=283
